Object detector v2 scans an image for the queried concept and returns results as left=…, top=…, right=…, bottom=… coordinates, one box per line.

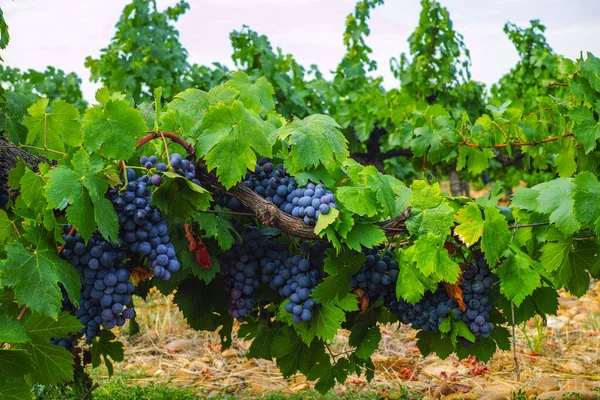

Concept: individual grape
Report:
left=151, top=174, right=163, bottom=186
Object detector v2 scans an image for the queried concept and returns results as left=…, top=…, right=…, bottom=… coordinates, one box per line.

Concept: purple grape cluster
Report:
left=351, top=248, right=399, bottom=301
left=242, top=157, right=338, bottom=226
left=219, top=226, right=275, bottom=322
left=262, top=241, right=324, bottom=323
left=139, top=153, right=199, bottom=187
left=460, top=257, right=496, bottom=338
left=107, top=170, right=181, bottom=281
left=384, top=255, right=496, bottom=339
left=59, top=228, right=136, bottom=340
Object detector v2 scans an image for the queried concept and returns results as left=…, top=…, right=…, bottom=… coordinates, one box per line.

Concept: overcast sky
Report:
left=1, top=0, right=599, bottom=101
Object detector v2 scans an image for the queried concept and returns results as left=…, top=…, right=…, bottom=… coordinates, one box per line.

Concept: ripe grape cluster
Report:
left=351, top=247, right=399, bottom=301
left=219, top=226, right=274, bottom=322
left=139, top=153, right=199, bottom=186
left=59, top=228, right=136, bottom=340
left=385, top=287, right=459, bottom=332
left=460, top=257, right=496, bottom=338
left=243, top=158, right=338, bottom=226
left=385, top=255, right=497, bottom=339
left=107, top=170, right=181, bottom=280
left=50, top=285, right=78, bottom=349
left=220, top=226, right=325, bottom=324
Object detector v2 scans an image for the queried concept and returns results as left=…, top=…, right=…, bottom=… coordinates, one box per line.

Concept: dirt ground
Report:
left=91, top=280, right=600, bottom=399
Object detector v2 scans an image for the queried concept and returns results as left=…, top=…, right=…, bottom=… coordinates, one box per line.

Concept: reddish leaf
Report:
left=444, top=279, right=466, bottom=312
left=184, top=223, right=211, bottom=269
left=354, top=289, right=369, bottom=313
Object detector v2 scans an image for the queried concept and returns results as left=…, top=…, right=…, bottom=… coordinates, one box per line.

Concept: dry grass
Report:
left=91, top=282, right=600, bottom=398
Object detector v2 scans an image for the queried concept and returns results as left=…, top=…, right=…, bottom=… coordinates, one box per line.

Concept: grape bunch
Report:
left=243, top=157, right=338, bottom=226
left=460, top=257, right=496, bottom=338
left=264, top=241, right=324, bottom=323
left=50, top=284, right=78, bottom=349
left=219, top=227, right=277, bottom=322
left=50, top=336, right=76, bottom=350
left=385, top=287, right=460, bottom=332
left=139, top=153, right=199, bottom=186
left=351, top=247, right=399, bottom=301
left=59, top=228, right=136, bottom=340
left=107, top=169, right=181, bottom=281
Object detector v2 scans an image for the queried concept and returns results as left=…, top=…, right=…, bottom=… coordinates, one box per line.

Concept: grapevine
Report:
left=0, top=0, right=599, bottom=397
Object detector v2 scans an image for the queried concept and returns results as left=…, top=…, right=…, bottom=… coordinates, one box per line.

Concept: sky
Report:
left=1, top=0, right=599, bottom=102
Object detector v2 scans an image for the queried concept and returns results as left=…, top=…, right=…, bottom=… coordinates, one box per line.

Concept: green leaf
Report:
left=304, top=300, right=349, bottom=342
left=22, top=312, right=82, bottom=341
left=0, top=349, right=33, bottom=381
left=314, top=207, right=339, bottom=235
left=569, top=107, right=600, bottom=153
left=312, top=250, right=365, bottom=304
left=245, top=321, right=279, bottom=360
left=0, top=379, right=31, bottom=400
left=278, top=114, right=348, bottom=174
left=0, top=210, right=16, bottom=246
left=411, top=233, right=459, bottom=282
left=22, top=342, right=73, bottom=385
left=153, top=172, right=212, bottom=221
left=90, top=330, right=124, bottom=377
left=411, top=110, right=459, bottom=164
left=396, top=252, right=432, bottom=303
left=481, top=207, right=512, bottom=266
left=196, top=100, right=271, bottom=189
left=343, top=223, right=386, bottom=251
left=406, top=202, right=454, bottom=238
left=512, top=179, right=580, bottom=236
left=1, top=92, right=32, bottom=145
left=0, top=315, right=29, bottom=343
left=410, top=180, right=443, bottom=209
left=454, top=203, right=484, bottom=248
left=225, top=71, right=275, bottom=113
left=195, top=212, right=235, bottom=251
left=271, top=328, right=327, bottom=377
left=0, top=231, right=80, bottom=317
left=416, top=330, right=455, bottom=359
left=19, top=168, right=45, bottom=209
left=83, top=91, right=147, bottom=160
left=24, top=98, right=81, bottom=158
left=496, top=248, right=542, bottom=307
left=45, top=149, right=119, bottom=241
left=336, top=186, right=378, bottom=217
left=161, top=89, right=208, bottom=135
left=573, top=172, right=600, bottom=235
left=457, top=146, right=493, bottom=174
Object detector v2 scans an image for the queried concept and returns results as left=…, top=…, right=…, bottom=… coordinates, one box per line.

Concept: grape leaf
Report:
left=454, top=202, right=484, bottom=247
left=278, top=114, right=348, bottom=174
left=19, top=168, right=45, bottom=210
left=196, top=100, right=271, bottom=189
left=411, top=108, right=459, bottom=164
left=24, top=98, right=81, bottom=158
left=271, top=327, right=327, bottom=377
left=1, top=92, right=31, bottom=145
left=495, top=247, right=542, bottom=307
left=457, top=146, right=494, bottom=174
left=411, top=232, right=460, bottom=282
left=349, top=325, right=381, bottom=360
left=225, top=71, right=275, bottom=113
left=153, top=172, right=212, bottom=221
left=90, top=330, right=124, bottom=377
left=396, top=251, right=436, bottom=304
left=573, top=172, right=600, bottom=235
left=314, top=207, right=339, bottom=235
left=161, top=88, right=209, bottom=136
left=308, top=357, right=350, bottom=394
left=0, top=379, right=31, bottom=399
left=406, top=202, right=454, bottom=238
left=0, top=229, right=80, bottom=317
left=0, top=315, right=29, bottom=343
left=21, top=342, right=73, bottom=385
left=343, top=223, right=385, bottom=251
left=481, top=206, right=512, bottom=266
left=245, top=320, right=279, bottom=360
left=22, top=312, right=82, bottom=341
left=0, top=350, right=33, bottom=381
left=416, top=330, right=454, bottom=359
left=0, top=210, right=15, bottom=246
left=568, top=107, right=600, bottom=153
left=83, top=90, right=147, bottom=160
left=45, top=149, right=119, bottom=241
left=410, top=180, right=443, bottom=209
left=304, top=295, right=353, bottom=342
left=312, top=250, right=365, bottom=303
left=336, top=186, right=378, bottom=217
left=195, top=212, right=235, bottom=251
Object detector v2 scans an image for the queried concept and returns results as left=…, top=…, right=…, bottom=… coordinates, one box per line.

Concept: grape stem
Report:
left=137, top=131, right=195, bottom=155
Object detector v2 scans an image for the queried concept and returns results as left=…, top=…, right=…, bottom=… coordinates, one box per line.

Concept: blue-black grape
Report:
left=138, top=153, right=200, bottom=187
left=59, top=228, right=136, bottom=340
left=459, top=256, right=496, bottom=338
left=351, top=247, right=399, bottom=301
